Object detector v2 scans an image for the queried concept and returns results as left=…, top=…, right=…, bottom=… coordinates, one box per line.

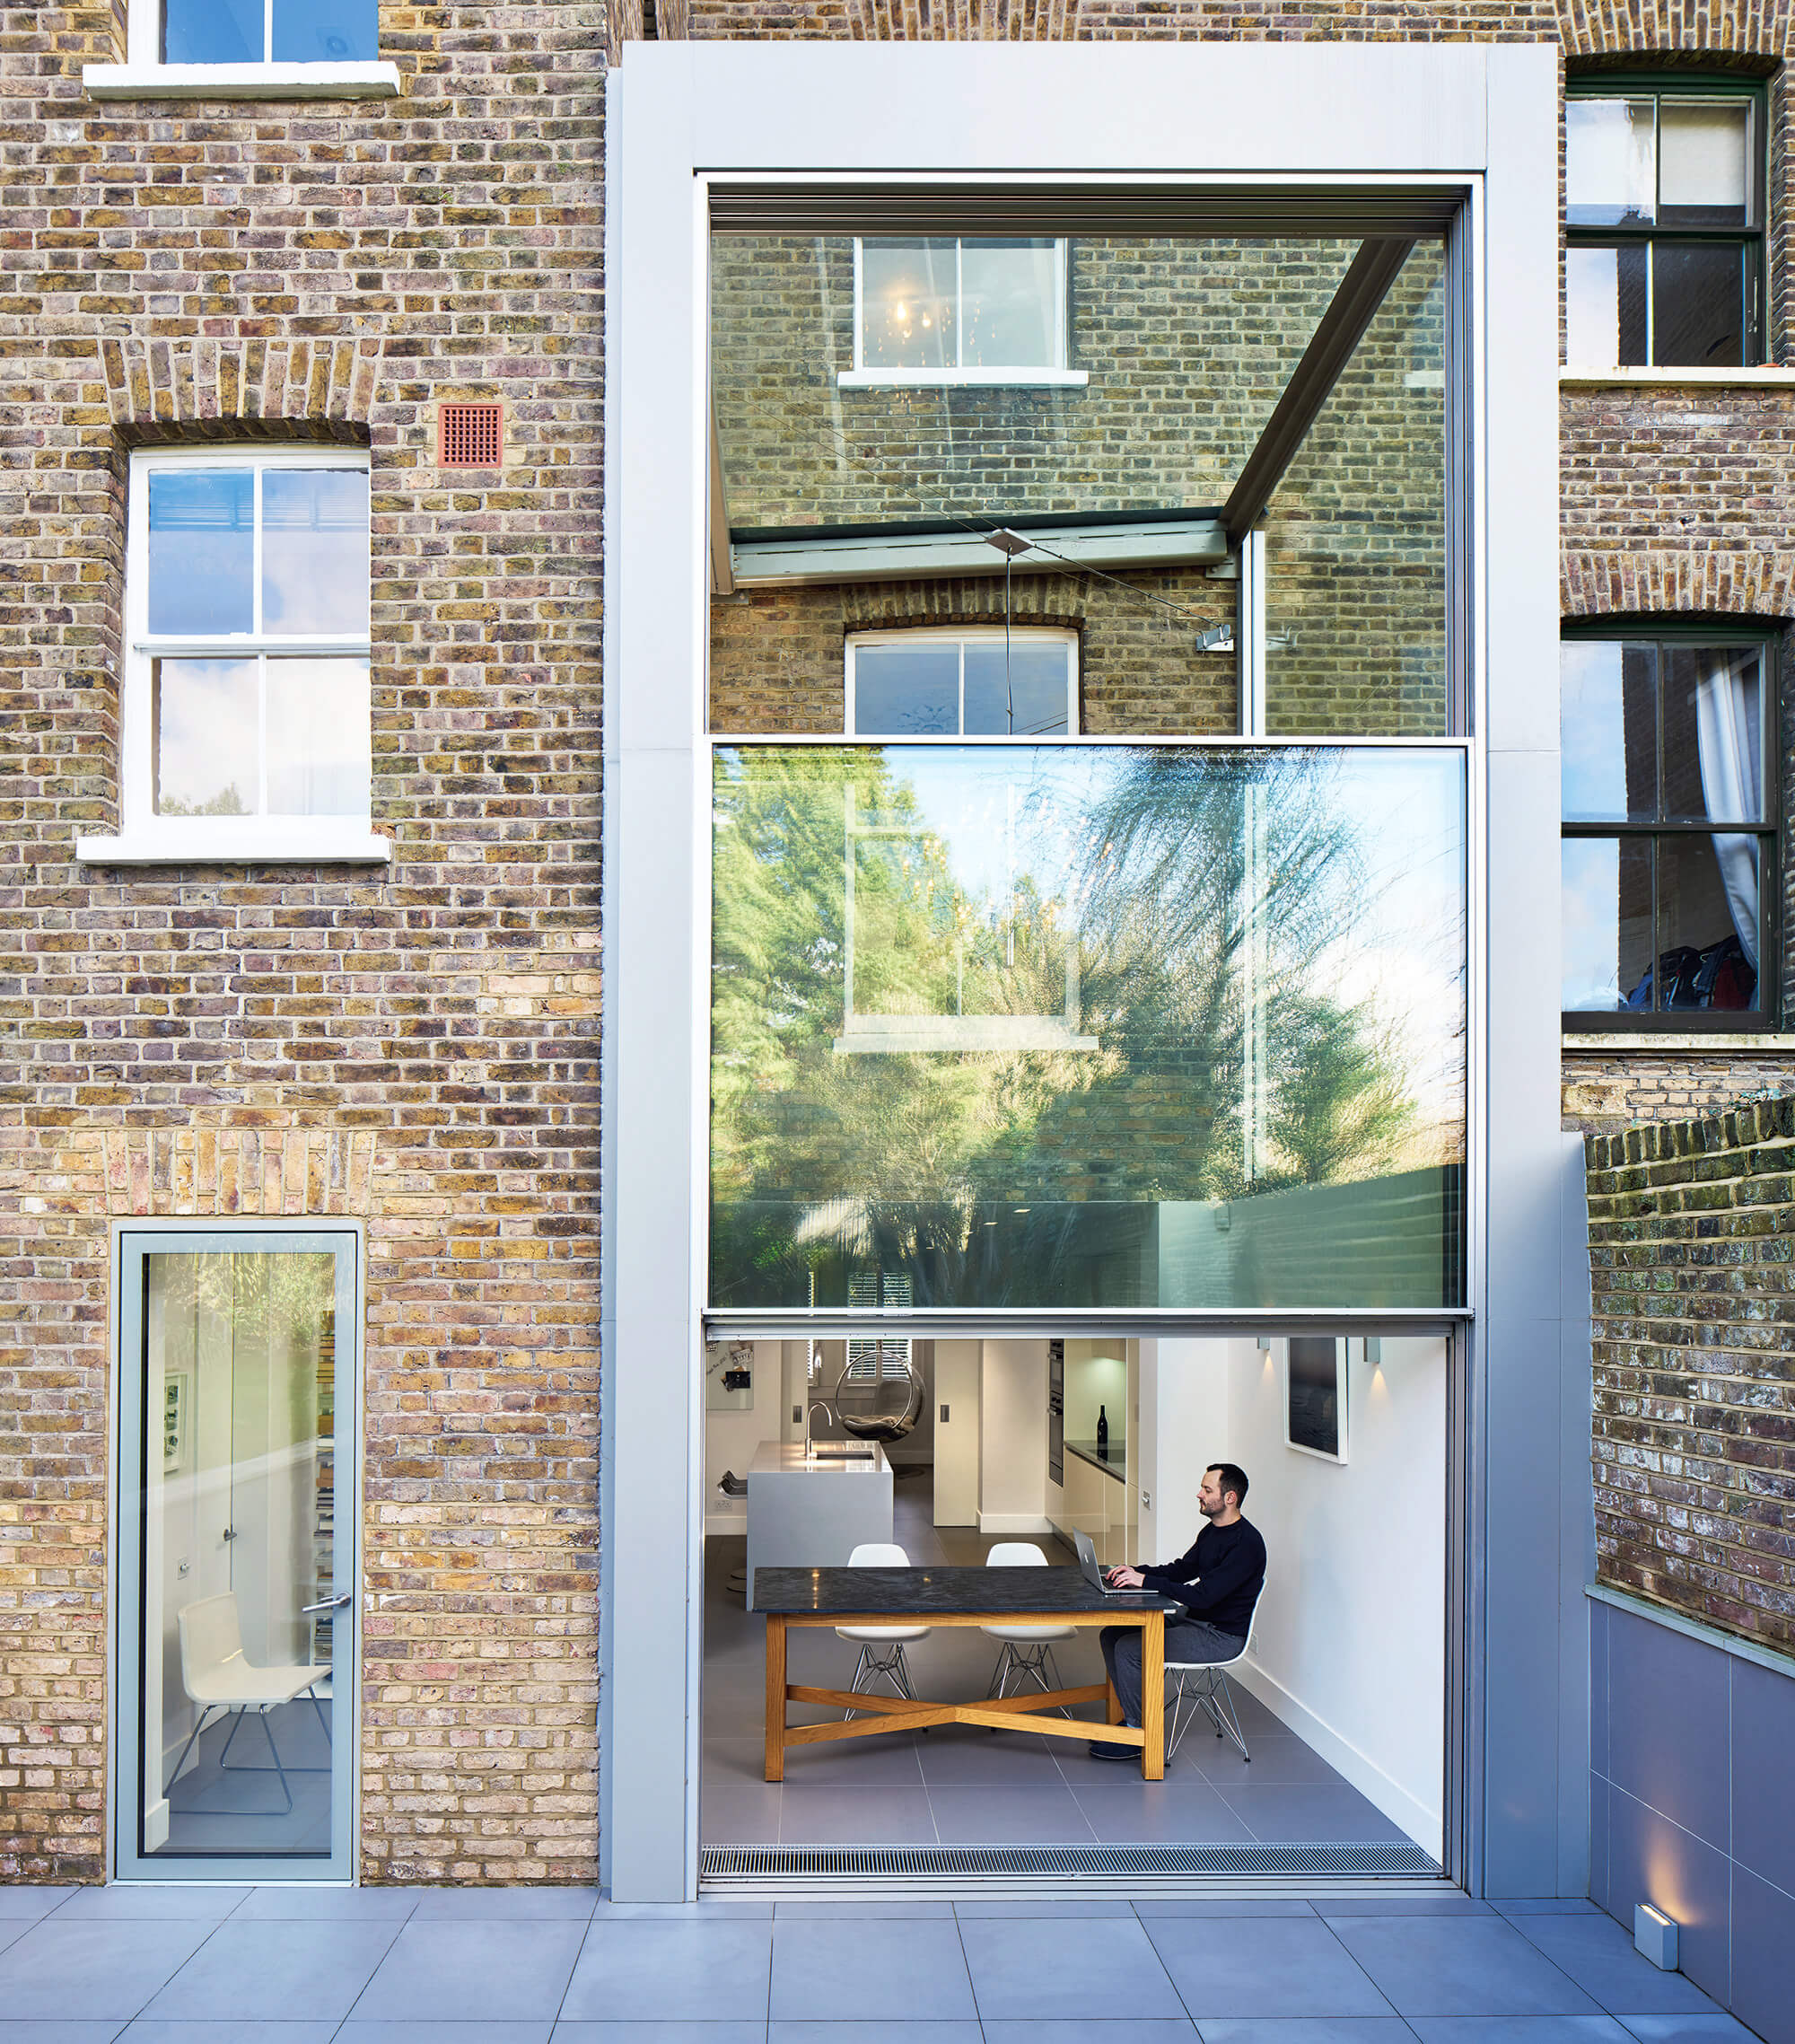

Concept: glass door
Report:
left=116, top=1229, right=358, bottom=1881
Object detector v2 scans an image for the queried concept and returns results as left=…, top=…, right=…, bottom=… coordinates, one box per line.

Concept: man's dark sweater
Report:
left=1139, top=1516, right=1266, bottom=1637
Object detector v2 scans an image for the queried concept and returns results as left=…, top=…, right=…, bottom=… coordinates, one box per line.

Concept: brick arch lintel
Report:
left=841, top=576, right=1083, bottom=634
left=1562, top=549, right=1795, bottom=621
left=846, top=0, right=1082, bottom=38
left=1554, top=1, right=1790, bottom=57
left=99, top=336, right=383, bottom=445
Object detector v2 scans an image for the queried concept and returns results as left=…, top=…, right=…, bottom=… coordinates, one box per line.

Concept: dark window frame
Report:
left=1564, top=73, right=1768, bottom=368
left=1562, top=619, right=1781, bottom=1033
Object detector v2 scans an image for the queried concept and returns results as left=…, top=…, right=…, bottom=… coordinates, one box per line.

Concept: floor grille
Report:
left=703, top=1840, right=1440, bottom=1885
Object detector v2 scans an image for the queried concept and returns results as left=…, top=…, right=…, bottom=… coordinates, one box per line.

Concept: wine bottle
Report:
left=1097, top=1404, right=1108, bottom=1454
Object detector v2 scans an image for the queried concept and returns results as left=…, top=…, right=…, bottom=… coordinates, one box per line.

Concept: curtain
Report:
left=1694, top=651, right=1762, bottom=969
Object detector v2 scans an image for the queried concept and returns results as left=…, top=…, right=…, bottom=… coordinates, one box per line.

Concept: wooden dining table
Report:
left=751, top=1564, right=1178, bottom=1781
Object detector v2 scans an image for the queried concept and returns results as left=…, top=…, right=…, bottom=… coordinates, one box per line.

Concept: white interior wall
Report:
left=1063, top=1338, right=1126, bottom=1448
left=703, top=1340, right=785, bottom=1533
left=978, top=1338, right=1049, bottom=1534
left=1149, top=1334, right=1446, bottom=1859
left=933, top=1338, right=981, bottom=1526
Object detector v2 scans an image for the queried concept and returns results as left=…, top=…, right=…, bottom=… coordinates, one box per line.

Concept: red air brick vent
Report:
left=438, top=400, right=505, bottom=469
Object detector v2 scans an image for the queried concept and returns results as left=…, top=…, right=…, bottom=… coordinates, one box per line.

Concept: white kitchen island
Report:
left=745, top=1439, right=894, bottom=1601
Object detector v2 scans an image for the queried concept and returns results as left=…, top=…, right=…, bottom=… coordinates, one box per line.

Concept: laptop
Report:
left=1073, top=1526, right=1137, bottom=1596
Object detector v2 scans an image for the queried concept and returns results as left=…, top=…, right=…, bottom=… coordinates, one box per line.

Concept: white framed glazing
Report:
left=80, top=446, right=388, bottom=866
left=87, top=0, right=402, bottom=98
left=843, top=235, right=1086, bottom=386
left=603, top=41, right=1563, bottom=1903
left=845, top=626, right=1079, bottom=735
left=109, top=1222, right=363, bottom=1883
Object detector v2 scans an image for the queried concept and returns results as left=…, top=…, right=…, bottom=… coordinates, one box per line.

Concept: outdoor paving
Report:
left=0, top=1885, right=1763, bottom=2044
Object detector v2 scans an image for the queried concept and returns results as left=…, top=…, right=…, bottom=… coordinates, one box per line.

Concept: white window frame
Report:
left=78, top=445, right=389, bottom=866
left=83, top=2, right=401, bottom=101
left=841, top=237, right=1088, bottom=388
left=845, top=625, right=1080, bottom=736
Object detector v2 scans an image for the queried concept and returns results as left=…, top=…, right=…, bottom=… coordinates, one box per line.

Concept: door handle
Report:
left=302, top=1592, right=354, bottom=1614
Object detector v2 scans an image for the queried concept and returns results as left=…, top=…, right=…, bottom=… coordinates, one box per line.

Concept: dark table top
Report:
left=751, top=1565, right=1176, bottom=1618
left=1065, top=1437, right=1126, bottom=1478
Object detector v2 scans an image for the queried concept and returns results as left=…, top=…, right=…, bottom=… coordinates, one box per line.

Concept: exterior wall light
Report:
left=1635, top=1903, right=1679, bottom=1972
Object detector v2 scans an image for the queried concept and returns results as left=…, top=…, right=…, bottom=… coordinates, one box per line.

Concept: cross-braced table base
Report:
left=763, top=1608, right=1166, bottom=1780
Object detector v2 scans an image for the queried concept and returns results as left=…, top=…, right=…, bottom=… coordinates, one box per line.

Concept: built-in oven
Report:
left=1046, top=1338, right=1064, bottom=1487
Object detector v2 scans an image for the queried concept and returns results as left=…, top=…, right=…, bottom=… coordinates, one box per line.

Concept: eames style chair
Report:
left=980, top=1541, right=1078, bottom=1713
left=836, top=1541, right=931, bottom=1717
left=170, top=1592, right=331, bottom=1814
left=1164, top=1580, right=1265, bottom=1763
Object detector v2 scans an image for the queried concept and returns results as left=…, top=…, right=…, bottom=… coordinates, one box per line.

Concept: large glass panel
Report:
left=163, top=0, right=263, bottom=62
left=272, top=0, right=381, bottom=62
left=859, top=240, right=957, bottom=372
left=267, top=657, right=372, bottom=814
left=261, top=469, right=371, bottom=636
left=1660, top=101, right=1752, bottom=227
left=1562, top=837, right=1652, bottom=1012
left=959, top=240, right=1059, bottom=369
left=1566, top=98, right=1657, bottom=225
left=1264, top=241, right=1448, bottom=735
left=147, top=470, right=254, bottom=636
left=1659, top=833, right=1761, bottom=1009
left=1561, top=640, right=1656, bottom=821
left=137, top=1251, right=338, bottom=1860
left=154, top=658, right=258, bottom=816
left=1652, top=241, right=1746, bottom=367
left=711, top=743, right=1467, bottom=1310
left=1662, top=645, right=1764, bottom=821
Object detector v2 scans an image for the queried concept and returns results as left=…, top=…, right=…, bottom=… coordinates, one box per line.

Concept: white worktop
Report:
left=749, top=1440, right=892, bottom=1478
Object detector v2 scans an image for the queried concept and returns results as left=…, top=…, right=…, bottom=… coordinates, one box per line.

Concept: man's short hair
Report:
left=1206, top=1461, right=1249, bottom=1507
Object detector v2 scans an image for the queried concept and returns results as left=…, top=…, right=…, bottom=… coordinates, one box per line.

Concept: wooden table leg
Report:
left=765, top=1614, right=787, bottom=1783
left=1140, top=1609, right=1165, bottom=1780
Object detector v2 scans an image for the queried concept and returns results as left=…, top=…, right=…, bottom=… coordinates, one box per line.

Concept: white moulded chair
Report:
left=1164, top=1581, right=1265, bottom=1764
left=836, top=1541, right=931, bottom=1719
left=980, top=1541, right=1078, bottom=1714
left=169, top=1592, right=331, bottom=1814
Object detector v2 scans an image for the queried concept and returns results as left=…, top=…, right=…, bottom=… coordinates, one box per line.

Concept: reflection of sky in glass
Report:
left=271, top=0, right=381, bottom=61
left=1562, top=838, right=1622, bottom=1009
left=267, top=659, right=371, bottom=815
left=163, top=0, right=261, bottom=62
left=1564, top=247, right=1619, bottom=367
left=154, top=659, right=258, bottom=815
left=148, top=472, right=253, bottom=635
left=262, top=470, right=370, bottom=635
left=1561, top=641, right=1630, bottom=818
left=964, top=644, right=1069, bottom=735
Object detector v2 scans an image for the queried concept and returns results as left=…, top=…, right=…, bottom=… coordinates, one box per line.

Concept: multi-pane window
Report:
left=162, top=0, right=379, bottom=63
left=1564, top=81, right=1763, bottom=368
left=847, top=629, right=1078, bottom=736
left=127, top=449, right=372, bottom=837
left=1562, top=630, right=1776, bottom=1023
left=851, top=238, right=1074, bottom=382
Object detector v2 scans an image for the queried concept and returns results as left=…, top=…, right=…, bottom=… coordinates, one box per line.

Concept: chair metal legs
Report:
left=843, top=1640, right=919, bottom=1719
left=166, top=1687, right=331, bottom=1815
left=1165, top=1659, right=1250, bottom=1763
left=984, top=1640, right=1073, bottom=1716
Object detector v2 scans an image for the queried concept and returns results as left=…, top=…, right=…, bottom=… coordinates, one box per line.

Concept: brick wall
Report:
left=1584, top=1099, right=1795, bottom=1651
left=0, top=5, right=604, bottom=1883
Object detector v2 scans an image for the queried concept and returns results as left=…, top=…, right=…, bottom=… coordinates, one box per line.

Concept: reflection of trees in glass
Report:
left=710, top=745, right=1453, bottom=1305
left=158, top=785, right=249, bottom=817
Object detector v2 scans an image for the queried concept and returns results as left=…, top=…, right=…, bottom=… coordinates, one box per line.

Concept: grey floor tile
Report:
left=1187, top=1738, right=1352, bottom=1790
left=0, top=1888, right=75, bottom=1918
left=1073, top=1782, right=1256, bottom=1845
left=959, top=1915, right=1185, bottom=2021
left=1132, top=1899, right=1318, bottom=1918
left=775, top=1900, right=952, bottom=1917
left=554, top=2027, right=766, bottom=2044
left=701, top=1740, right=778, bottom=1787
left=1616, top=2020, right=1764, bottom=2044
left=118, top=2025, right=341, bottom=2043
left=407, top=1887, right=600, bottom=1919
left=770, top=1738, right=926, bottom=1787
left=1316, top=1898, right=1492, bottom=1917
left=1215, top=1785, right=1412, bottom=1846
left=700, top=1785, right=785, bottom=1845
left=1507, top=1915, right=1719, bottom=2016
left=927, top=1783, right=1096, bottom=1844
left=914, top=1729, right=1064, bottom=1786
left=0, top=1917, right=216, bottom=2021
left=768, top=2027, right=984, bottom=2044
left=594, top=1901, right=775, bottom=1919
left=1192, top=2022, right=1418, bottom=2044
left=0, top=2027, right=131, bottom=2044
left=1496, top=1903, right=1599, bottom=1917
left=1330, top=1919, right=1601, bottom=2020
left=351, top=1920, right=587, bottom=2022
left=954, top=1899, right=1139, bottom=1917
left=562, top=1920, right=775, bottom=2024
left=775, top=1787, right=936, bottom=1846
left=53, top=1890, right=250, bottom=1921
left=142, top=1918, right=400, bottom=2024
left=1142, top=1917, right=1394, bottom=2021
left=770, top=1917, right=974, bottom=2022
left=1406, top=2022, right=1634, bottom=2044
left=231, top=1886, right=420, bottom=1919
left=337, top=2026, right=553, bottom=2044
left=982, top=2024, right=1198, bottom=2044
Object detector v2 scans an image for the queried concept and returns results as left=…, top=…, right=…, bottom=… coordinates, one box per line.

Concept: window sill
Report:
left=1560, top=365, right=1795, bottom=388
left=76, top=828, right=392, bottom=866
left=82, top=61, right=403, bottom=101
left=836, top=369, right=1090, bottom=390
left=1563, top=1031, right=1795, bottom=1051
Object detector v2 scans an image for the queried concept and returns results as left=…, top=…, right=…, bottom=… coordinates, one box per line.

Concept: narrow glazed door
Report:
left=119, top=1231, right=357, bottom=1879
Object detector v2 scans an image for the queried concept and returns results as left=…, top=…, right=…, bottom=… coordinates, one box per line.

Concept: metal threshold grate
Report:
left=703, top=1840, right=1441, bottom=1887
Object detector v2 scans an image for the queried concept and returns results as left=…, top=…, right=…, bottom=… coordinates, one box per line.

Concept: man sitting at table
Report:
left=1088, top=1461, right=1265, bottom=1760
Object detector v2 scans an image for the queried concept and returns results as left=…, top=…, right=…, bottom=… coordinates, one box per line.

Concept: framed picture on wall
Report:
left=1283, top=1336, right=1348, bottom=1464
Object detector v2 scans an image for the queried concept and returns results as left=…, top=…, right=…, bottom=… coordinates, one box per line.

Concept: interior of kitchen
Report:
left=701, top=1330, right=1447, bottom=1864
